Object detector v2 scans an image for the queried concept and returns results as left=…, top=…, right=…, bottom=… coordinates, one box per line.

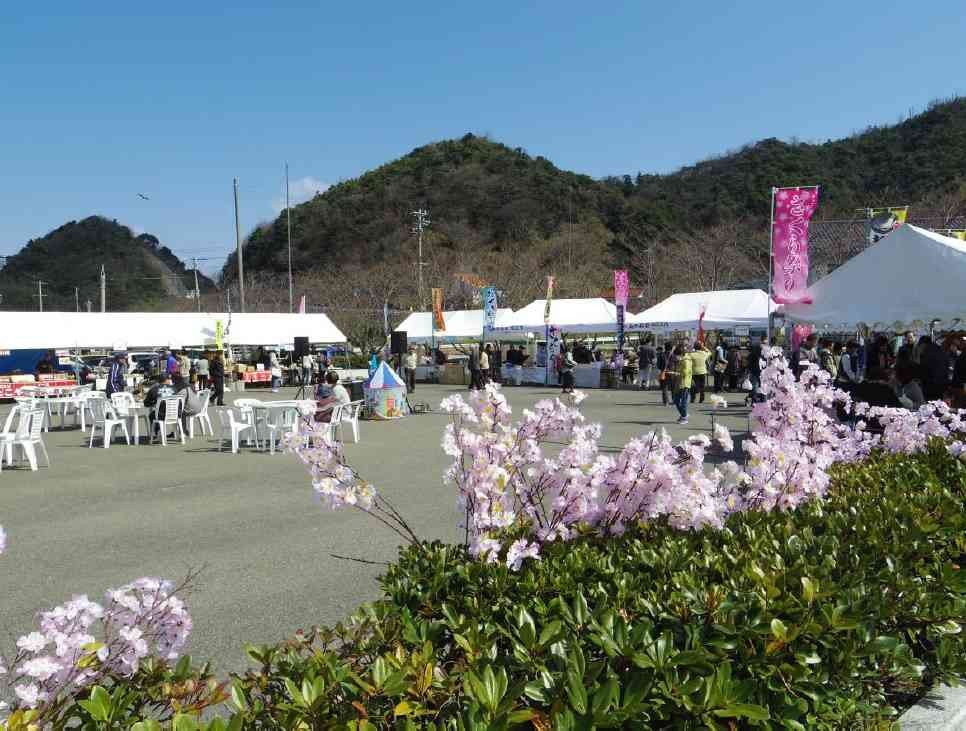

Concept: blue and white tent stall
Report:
left=363, top=361, right=409, bottom=420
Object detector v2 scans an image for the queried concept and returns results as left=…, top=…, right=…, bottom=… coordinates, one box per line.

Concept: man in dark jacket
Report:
left=468, top=347, right=482, bottom=390
left=209, top=352, right=226, bottom=406
left=918, top=336, right=949, bottom=401
left=106, top=353, right=126, bottom=396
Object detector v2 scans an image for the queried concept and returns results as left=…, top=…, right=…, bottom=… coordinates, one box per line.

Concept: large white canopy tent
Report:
left=394, top=308, right=514, bottom=344
left=627, top=289, right=774, bottom=332
left=491, top=298, right=618, bottom=334
left=0, top=312, right=347, bottom=351
left=781, top=225, right=966, bottom=329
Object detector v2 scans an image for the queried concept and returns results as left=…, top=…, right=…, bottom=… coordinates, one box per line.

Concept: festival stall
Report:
left=395, top=308, right=515, bottom=382
left=780, top=225, right=966, bottom=329
left=492, top=298, right=618, bottom=386
left=363, top=361, right=410, bottom=420
left=0, top=312, right=348, bottom=350
left=628, top=289, right=774, bottom=334
left=394, top=308, right=514, bottom=344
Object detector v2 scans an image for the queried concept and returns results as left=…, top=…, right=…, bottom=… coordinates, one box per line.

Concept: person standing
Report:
left=165, top=350, right=179, bottom=378
left=560, top=347, right=577, bottom=393
left=792, top=334, right=819, bottom=378
left=657, top=346, right=672, bottom=406
left=665, top=344, right=693, bottom=425
left=403, top=347, right=417, bottom=393
left=896, top=331, right=918, bottom=367
left=918, top=335, right=949, bottom=401
left=817, top=339, right=837, bottom=381
left=210, top=352, right=225, bottom=406
left=106, top=353, right=126, bottom=396
left=688, top=341, right=710, bottom=404
left=489, top=343, right=502, bottom=384
left=301, top=350, right=315, bottom=388
left=638, top=337, right=657, bottom=390
left=468, top=346, right=481, bottom=391
left=748, top=337, right=767, bottom=397
left=725, top=345, right=740, bottom=392
left=269, top=351, right=282, bottom=393
left=479, top=344, right=490, bottom=385
left=712, top=340, right=727, bottom=393
left=178, top=352, right=191, bottom=382
left=837, top=341, right=862, bottom=387
left=195, top=353, right=210, bottom=390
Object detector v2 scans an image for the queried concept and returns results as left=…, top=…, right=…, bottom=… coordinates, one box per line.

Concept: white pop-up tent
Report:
left=781, top=225, right=966, bottom=329
left=628, top=289, right=774, bottom=332
left=491, top=298, right=618, bottom=334
left=0, top=312, right=347, bottom=350
left=394, top=308, right=514, bottom=344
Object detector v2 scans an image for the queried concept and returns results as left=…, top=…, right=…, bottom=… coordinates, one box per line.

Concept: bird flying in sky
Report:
left=137, top=193, right=150, bottom=200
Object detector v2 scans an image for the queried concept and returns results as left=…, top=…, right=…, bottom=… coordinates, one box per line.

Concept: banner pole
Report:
left=767, top=186, right=776, bottom=344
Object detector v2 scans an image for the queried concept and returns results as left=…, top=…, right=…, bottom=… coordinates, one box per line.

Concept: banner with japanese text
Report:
left=543, top=275, right=554, bottom=323
left=772, top=186, right=819, bottom=304
left=613, top=270, right=629, bottom=307
left=481, top=286, right=498, bottom=332
left=431, top=288, right=445, bottom=331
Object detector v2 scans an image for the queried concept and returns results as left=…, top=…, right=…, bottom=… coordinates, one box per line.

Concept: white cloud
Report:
left=271, top=176, right=329, bottom=214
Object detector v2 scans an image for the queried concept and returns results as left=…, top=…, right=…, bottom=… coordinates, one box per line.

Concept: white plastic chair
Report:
left=187, top=389, right=213, bottom=438
left=323, top=403, right=345, bottom=442
left=64, top=386, right=94, bottom=430
left=4, top=410, right=50, bottom=470
left=0, top=405, right=24, bottom=469
left=338, top=400, right=363, bottom=443
left=151, top=398, right=185, bottom=446
left=111, top=392, right=136, bottom=416
left=217, top=408, right=256, bottom=454
left=264, top=406, right=300, bottom=455
left=88, top=398, right=130, bottom=448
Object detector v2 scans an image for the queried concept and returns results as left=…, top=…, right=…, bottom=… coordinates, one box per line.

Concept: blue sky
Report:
left=2, top=1, right=964, bottom=275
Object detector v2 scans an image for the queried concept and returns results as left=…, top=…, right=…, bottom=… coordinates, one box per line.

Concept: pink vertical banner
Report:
left=772, top=186, right=819, bottom=304
left=613, top=270, right=629, bottom=307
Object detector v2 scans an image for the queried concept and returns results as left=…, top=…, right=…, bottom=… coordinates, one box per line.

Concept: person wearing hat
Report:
left=403, top=347, right=418, bottom=393
left=106, top=353, right=126, bottom=396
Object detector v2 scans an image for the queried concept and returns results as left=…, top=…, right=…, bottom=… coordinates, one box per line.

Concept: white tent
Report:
left=781, top=225, right=966, bottom=329
left=395, top=308, right=514, bottom=343
left=0, top=312, right=347, bottom=350
left=628, top=289, right=774, bottom=332
left=491, top=298, right=618, bottom=334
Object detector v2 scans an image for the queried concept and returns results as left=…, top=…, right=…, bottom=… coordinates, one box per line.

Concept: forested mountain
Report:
left=5, top=97, right=965, bottom=324
left=0, top=216, right=215, bottom=311
left=228, top=97, right=966, bottom=327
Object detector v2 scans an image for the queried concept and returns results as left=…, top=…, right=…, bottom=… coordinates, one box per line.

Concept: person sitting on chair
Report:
left=145, top=374, right=179, bottom=426
left=315, top=370, right=351, bottom=423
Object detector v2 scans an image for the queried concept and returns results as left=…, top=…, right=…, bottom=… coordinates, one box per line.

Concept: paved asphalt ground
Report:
left=0, top=383, right=752, bottom=674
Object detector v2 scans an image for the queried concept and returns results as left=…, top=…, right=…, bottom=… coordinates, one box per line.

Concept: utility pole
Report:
left=100, top=265, right=106, bottom=312
left=192, top=257, right=201, bottom=312
left=36, top=279, right=45, bottom=312
left=233, top=177, right=245, bottom=312
left=286, top=163, right=293, bottom=313
left=411, top=208, right=431, bottom=310
left=75, top=286, right=80, bottom=312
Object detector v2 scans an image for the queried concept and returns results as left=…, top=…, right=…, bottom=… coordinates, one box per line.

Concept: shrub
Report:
left=218, top=442, right=964, bottom=728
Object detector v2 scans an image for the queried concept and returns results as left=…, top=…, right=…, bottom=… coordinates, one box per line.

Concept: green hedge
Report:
left=10, top=444, right=965, bottom=729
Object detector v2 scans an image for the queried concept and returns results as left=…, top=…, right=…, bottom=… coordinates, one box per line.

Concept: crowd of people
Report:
left=790, top=330, right=966, bottom=409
